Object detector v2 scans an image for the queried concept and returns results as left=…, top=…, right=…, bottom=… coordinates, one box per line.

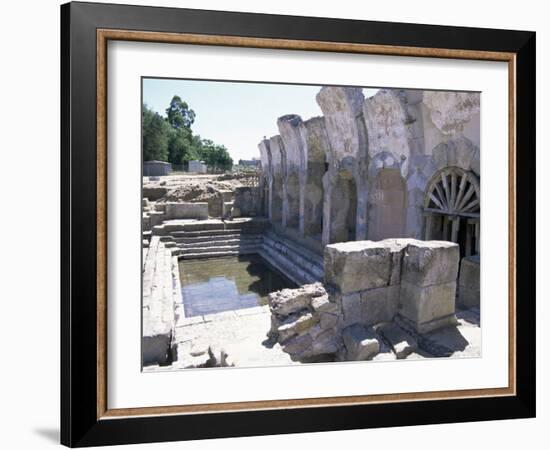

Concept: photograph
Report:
left=54, top=0, right=537, bottom=446
left=141, top=78, right=481, bottom=370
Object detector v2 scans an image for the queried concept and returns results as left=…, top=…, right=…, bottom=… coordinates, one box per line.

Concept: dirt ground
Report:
left=142, top=173, right=257, bottom=203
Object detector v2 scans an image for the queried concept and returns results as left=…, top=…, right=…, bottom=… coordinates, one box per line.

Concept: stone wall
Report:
left=232, top=186, right=262, bottom=217
left=143, top=160, right=172, bottom=176
left=257, top=87, right=480, bottom=258
left=143, top=202, right=209, bottom=231
left=142, top=236, right=180, bottom=366
left=458, top=254, right=480, bottom=308
left=164, top=202, right=209, bottom=220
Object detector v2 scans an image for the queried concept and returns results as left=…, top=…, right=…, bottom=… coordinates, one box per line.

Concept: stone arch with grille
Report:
left=424, top=167, right=480, bottom=256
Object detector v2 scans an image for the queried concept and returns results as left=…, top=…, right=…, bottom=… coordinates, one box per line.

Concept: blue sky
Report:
left=143, top=78, right=377, bottom=162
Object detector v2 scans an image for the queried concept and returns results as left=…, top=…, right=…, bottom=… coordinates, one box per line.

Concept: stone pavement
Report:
left=170, top=305, right=297, bottom=369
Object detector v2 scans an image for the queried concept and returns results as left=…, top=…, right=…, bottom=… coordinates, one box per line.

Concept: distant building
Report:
left=238, top=159, right=260, bottom=167
left=143, top=160, right=172, bottom=176
left=188, top=160, right=207, bottom=173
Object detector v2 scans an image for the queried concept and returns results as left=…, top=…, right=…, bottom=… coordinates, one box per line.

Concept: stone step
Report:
left=180, top=237, right=263, bottom=249
left=264, top=230, right=324, bottom=267
left=175, top=233, right=261, bottom=244
left=153, top=217, right=270, bottom=235
left=171, top=229, right=242, bottom=238
left=259, top=244, right=323, bottom=286
left=262, top=235, right=324, bottom=282
left=180, top=243, right=262, bottom=254
left=257, top=249, right=317, bottom=286
left=180, top=248, right=258, bottom=260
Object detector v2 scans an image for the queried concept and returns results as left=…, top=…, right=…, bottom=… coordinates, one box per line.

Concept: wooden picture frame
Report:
left=61, top=1, right=535, bottom=446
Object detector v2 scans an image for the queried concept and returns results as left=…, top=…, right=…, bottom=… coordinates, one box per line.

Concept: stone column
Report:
left=258, top=139, right=272, bottom=219
left=321, top=171, right=335, bottom=246
left=268, top=135, right=286, bottom=225
left=303, top=117, right=330, bottom=239
left=355, top=178, right=368, bottom=241
left=278, top=114, right=307, bottom=232
left=316, top=87, right=367, bottom=244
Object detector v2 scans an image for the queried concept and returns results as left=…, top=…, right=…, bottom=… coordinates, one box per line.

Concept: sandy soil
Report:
left=143, top=173, right=257, bottom=203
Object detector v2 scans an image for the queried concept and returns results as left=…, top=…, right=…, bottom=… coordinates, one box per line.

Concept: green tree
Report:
left=197, top=139, right=233, bottom=172
left=142, top=104, right=170, bottom=161
left=142, top=96, right=232, bottom=171
left=167, top=127, right=199, bottom=165
left=165, top=95, right=195, bottom=130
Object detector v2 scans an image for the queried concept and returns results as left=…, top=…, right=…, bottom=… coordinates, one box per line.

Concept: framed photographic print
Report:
left=60, top=1, right=536, bottom=447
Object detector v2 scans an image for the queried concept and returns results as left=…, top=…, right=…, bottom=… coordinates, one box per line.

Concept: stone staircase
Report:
left=148, top=217, right=324, bottom=285
left=175, top=231, right=264, bottom=259
left=152, top=218, right=268, bottom=260
left=259, top=230, right=324, bottom=286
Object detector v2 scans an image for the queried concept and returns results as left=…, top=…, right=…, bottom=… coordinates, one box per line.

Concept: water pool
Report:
left=178, top=255, right=296, bottom=317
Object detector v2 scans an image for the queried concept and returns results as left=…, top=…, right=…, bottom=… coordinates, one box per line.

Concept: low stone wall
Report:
left=458, top=254, right=480, bottom=308
left=143, top=160, right=172, bottom=176
left=326, top=239, right=459, bottom=333
left=143, top=202, right=209, bottom=232
left=142, top=236, right=180, bottom=366
left=164, top=202, right=209, bottom=220
left=268, top=239, right=460, bottom=362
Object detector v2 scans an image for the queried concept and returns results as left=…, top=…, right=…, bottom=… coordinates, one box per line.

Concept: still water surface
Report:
left=179, top=255, right=296, bottom=317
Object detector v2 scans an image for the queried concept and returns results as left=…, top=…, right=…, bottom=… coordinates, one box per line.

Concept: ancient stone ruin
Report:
left=142, top=87, right=481, bottom=369
left=268, top=239, right=461, bottom=362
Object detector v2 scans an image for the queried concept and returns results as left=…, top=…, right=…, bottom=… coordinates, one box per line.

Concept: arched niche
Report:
left=424, top=167, right=480, bottom=257
left=329, top=169, right=357, bottom=243
left=303, top=116, right=330, bottom=239
left=369, top=168, right=406, bottom=241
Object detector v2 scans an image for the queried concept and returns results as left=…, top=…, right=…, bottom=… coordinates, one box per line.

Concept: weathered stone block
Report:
left=359, top=285, right=399, bottom=325
left=342, top=324, right=380, bottom=361
left=401, top=240, right=459, bottom=287
left=341, top=292, right=361, bottom=327
left=458, top=254, right=480, bottom=308
left=458, top=287, right=480, bottom=309
left=324, top=240, right=408, bottom=294
left=269, top=282, right=325, bottom=316
left=309, top=327, right=340, bottom=356
left=278, top=312, right=319, bottom=340
left=339, top=285, right=399, bottom=327
left=399, top=280, right=457, bottom=333
left=311, top=293, right=339, bottom=314
left=319, top=312, right=339, bottom=329
left=283, top=333, right=313, bottom=356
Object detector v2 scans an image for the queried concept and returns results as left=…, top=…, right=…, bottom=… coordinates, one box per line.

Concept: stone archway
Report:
left=369, top=169, right=406, bottom=241
left=329, top=170, right=357, bottom=243
left=424, top=167, right=480, bottom=256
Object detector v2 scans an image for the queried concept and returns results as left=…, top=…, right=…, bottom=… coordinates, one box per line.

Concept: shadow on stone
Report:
left=423, top=325, right=470, bottom=356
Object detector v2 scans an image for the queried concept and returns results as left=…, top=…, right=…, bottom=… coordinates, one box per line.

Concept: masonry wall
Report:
left=258, top=87, right=481, bottom=255
left=143, top=160, right=172, bottom=176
